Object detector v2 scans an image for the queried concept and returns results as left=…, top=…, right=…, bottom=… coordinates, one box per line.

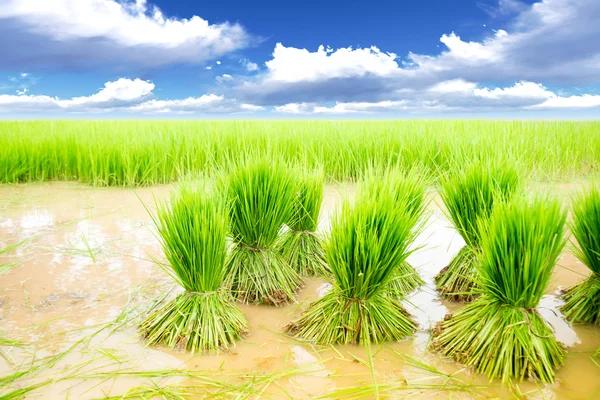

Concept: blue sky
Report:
left=0, top=0, right=598, bottom=118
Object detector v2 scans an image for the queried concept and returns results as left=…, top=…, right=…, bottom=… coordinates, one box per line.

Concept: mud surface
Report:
left=0, top=182, right=599, bottom=399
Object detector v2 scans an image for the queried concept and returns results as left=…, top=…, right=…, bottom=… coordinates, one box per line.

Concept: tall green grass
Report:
left=431, top=195, right=567, bottom=383
left=435, top=159, right=521, bottom=301
left=561, top=185, right=600, bottom=324
left=0, top=120, right=598, bottom=186
left=140, top=185, right=247, bottom=352
left=279, top=168, right=329, bottom=277
left=223, top=158, right=302, bottom=305
left=285, top=193, right=419, bottom=344
left=357, top=167, right=429, bottom=297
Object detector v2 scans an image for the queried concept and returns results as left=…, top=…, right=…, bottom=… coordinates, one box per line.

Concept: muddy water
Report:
left=0, top=182, right=599, bottom=399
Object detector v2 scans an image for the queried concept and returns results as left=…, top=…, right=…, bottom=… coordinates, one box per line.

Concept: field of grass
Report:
left=1, top=120, right=599, bottom=186
left=2, top=120, right=600, bottom=398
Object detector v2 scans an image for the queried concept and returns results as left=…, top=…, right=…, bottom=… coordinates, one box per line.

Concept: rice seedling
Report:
left=561, top=185, right=600, bottom=324
left=435, top=160, right=520, bottom=302
left=357, top=167, right=429, bottom=297
left=139, top=185, right=247, bottom=352
left=279, top=168, right=329, bottom=277
left=284, top=194, right=420, bottom=344
left=0, top=120, right=598, bottom=186
left=223, top=158, right=303, bottom=305
left=431, top=195, right=567, bottom=383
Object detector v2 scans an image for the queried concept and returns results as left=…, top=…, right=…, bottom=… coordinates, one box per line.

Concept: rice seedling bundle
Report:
left=561, top=185, right=600, bottom=324
left=431, top=196, right=567, bottom=383
left=224, top=159, right=302, bottom=305
left=435, top=160, right=520, bottom=302
left=357, top=168, right=429, bottom=297
left=140, top=186, right=247, bottom=353
left=279, top=168, right=329, bottom=277
left=285, top=194, right=419, bottom=344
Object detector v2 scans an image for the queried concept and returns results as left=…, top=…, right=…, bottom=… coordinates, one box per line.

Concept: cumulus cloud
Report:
left=265, top=43, right=399, bottom=83
left=0, top=78, right=262, bottom=114
left=276, top=100, right=454, bottom=114
left=236, top=0, right=600, bottom=108
left=130, top=94, right=263, bottom=114
left=274, top=80, right=599, bottom=114
left=274, top=103, right=317, bottom=114
left=0, top=0, right=252, bottom=69
left=532, top=94, right=600, bottom=109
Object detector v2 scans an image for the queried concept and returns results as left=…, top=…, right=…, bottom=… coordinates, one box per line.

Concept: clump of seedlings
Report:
left=224, top=158, right=302, bottom=305
left=285, top=193, right=420, bottom=344
left=357, top=168, right=429, bottom=297
left=279, top=168, right=329, bottom=277
left=561, top=185, right=600, bottom=324
left=140, top=186, right=247, bottom=353
left=435, top=160, right=520, bottom=302
left=431, top=196, right=567, bottom=383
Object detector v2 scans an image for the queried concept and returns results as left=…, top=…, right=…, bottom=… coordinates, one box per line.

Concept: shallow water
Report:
left=0, top=182, right=599, bottom=399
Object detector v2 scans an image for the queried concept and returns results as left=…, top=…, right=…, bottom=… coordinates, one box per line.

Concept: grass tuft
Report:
left=279, top=168, right=330, bottom=277
left=285, top=193, right=419, bottom=344
left=435, top=159, right=521, bottom=302
left=431, top=195, right=567, bottom=383
left=561, top=185, right=600, bottom=324
left=358, top=167, right=429, bottom=297
left=223, top=158, right=303, bottom=305
left=140, top=185, right=247, bottom=352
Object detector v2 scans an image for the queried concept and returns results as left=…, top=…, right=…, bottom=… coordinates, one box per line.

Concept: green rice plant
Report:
left=0, top=121, right=599, bottom=186
left=223, top=158, right=302, bottom=305
left=357, top=167, right=429, bottom=297
left=139, top=186, right=247, bottom=352
left=279, top=168, right=329, bottom=277
left=435, top=160, right=520, bottom=302
left=431, top=195, right=567, bottom=383
left=285, top=194, right=419, bottom=344
left=561, top=185, right=600, bottom=324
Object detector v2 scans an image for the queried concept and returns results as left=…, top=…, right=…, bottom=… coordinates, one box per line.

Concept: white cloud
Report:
left=276, top=100, right=454, bottom=114
left=264, top=43, right=399, bottom=83
left=314, top=101, right=414, bottom=114
left=216, top=61, right=222, bottom=65
left=532, top=94, right=600, bottom=109
left=0, top=0, right=252, bottom=68
left=205, top=66, right=212, bottom=70
left=237, top=0, right=600, bottom=107
left=428, top=79, right=478, bottom=94
left=129, top=94, right=263, bottom=114
left=240, top=103, right=264, bottom=111
left=273, top=80, right=597, bottom=114
left=473, top=81, right=554, bottom=100
left=478, top=0, right=529, bottom=18
left=241, top=58, right=258, bottom=72
left=63, top=78, right=155, bottom=107
left=274, top=103, right=316, bottom=114
left=215, top=74, right=233, bottom=84
left=0, top=77, right=262, bottom=114
left=0, top=78, right=154, bottom=112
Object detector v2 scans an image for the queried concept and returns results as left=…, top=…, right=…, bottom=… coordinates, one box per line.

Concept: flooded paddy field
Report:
left=1, top=182, right=599, bottom=399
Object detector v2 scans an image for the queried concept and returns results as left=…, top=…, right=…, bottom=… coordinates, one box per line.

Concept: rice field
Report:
left=1, top=120, right=600, bottom=185
left=1, top=121, right=600, bottom=399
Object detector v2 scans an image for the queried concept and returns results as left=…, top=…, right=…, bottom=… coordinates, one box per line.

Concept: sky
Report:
left=0, top=0, right=599, bottom=118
